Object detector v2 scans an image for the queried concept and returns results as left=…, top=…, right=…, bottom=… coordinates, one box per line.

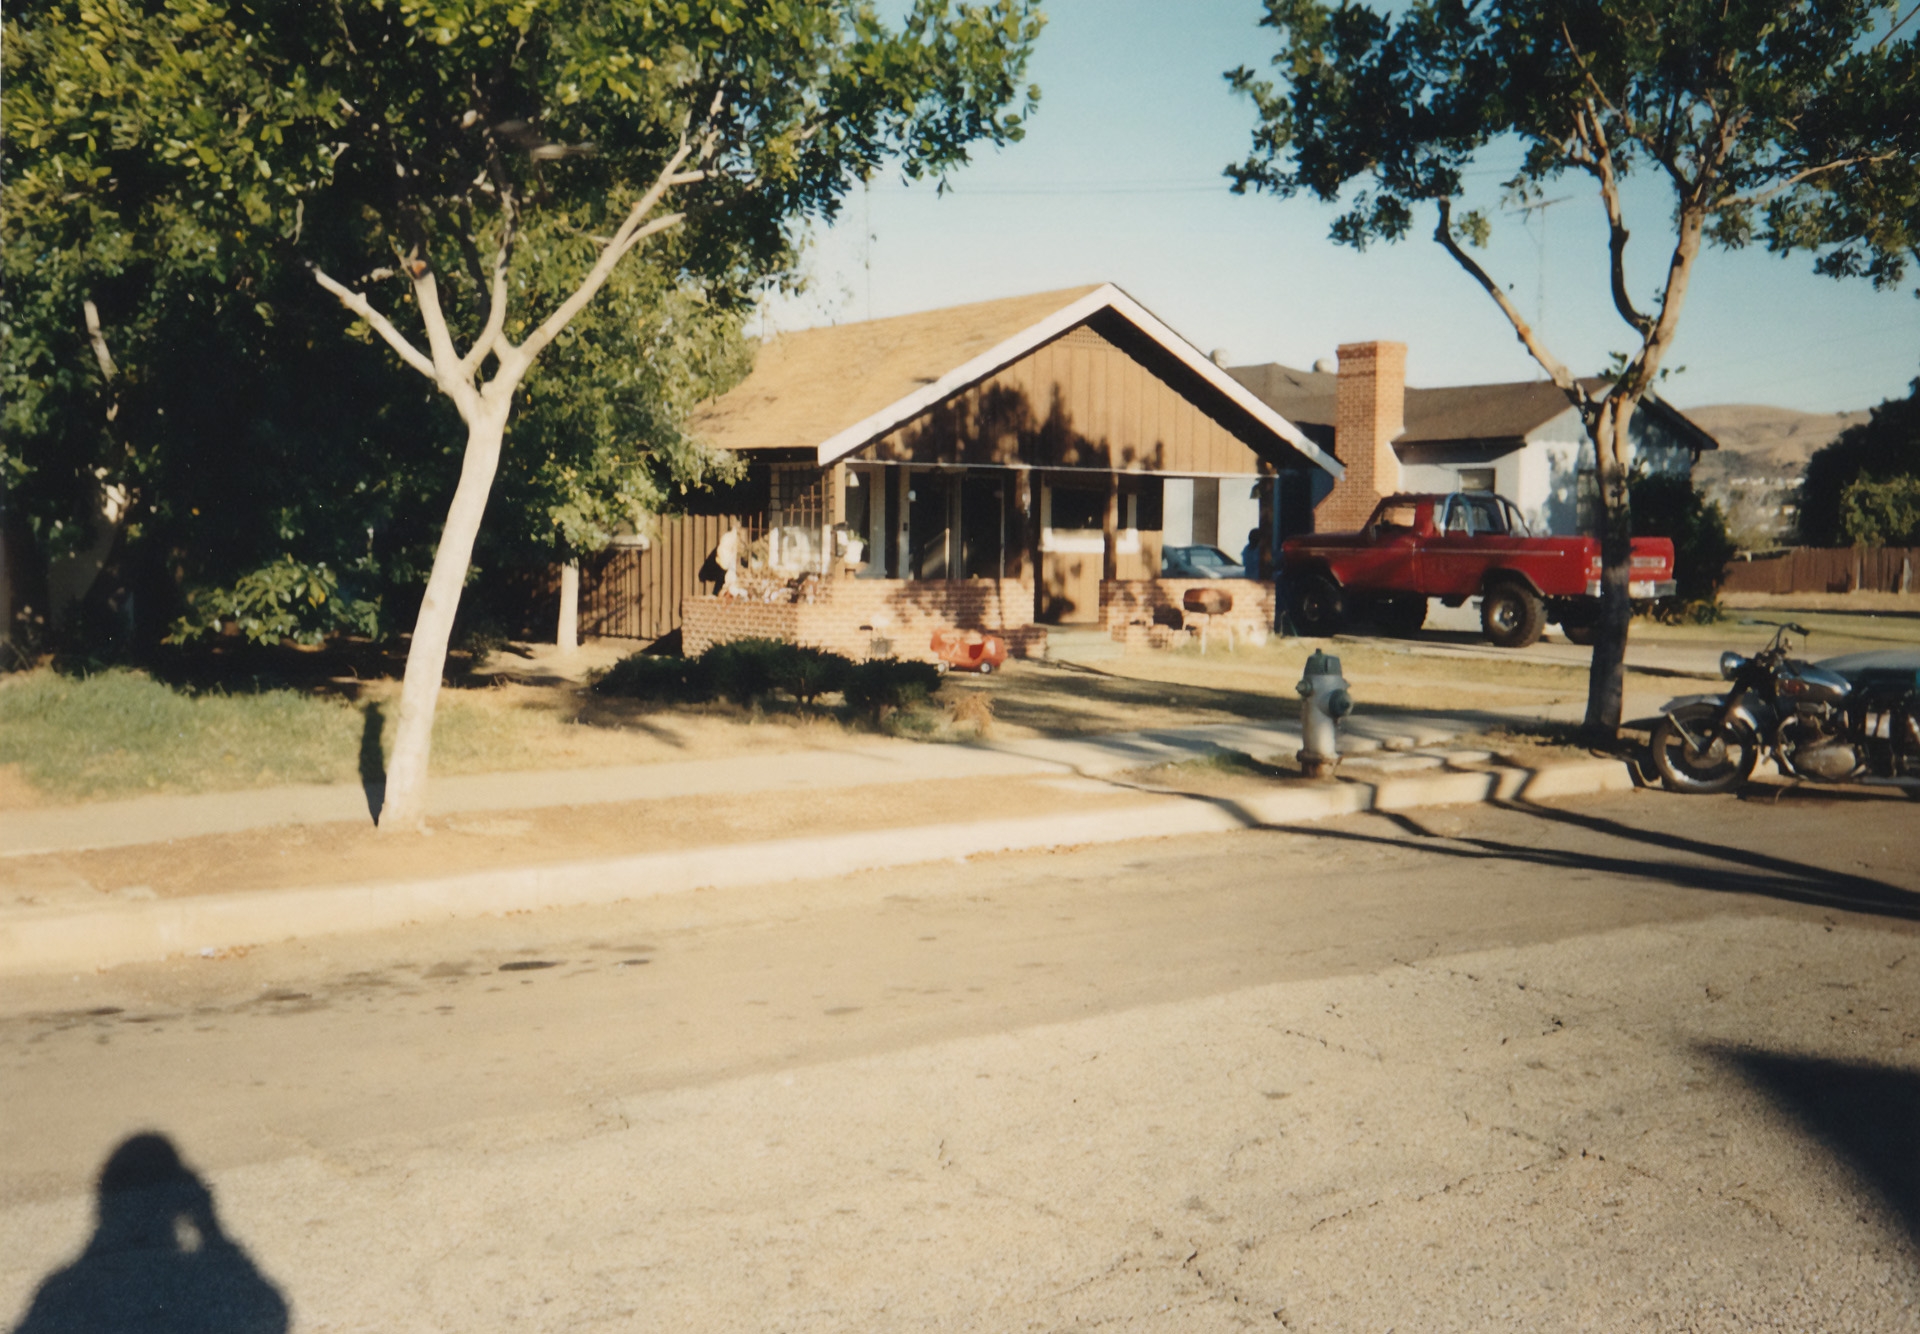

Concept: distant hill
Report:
left=1679, top=403, right=1872, bottom=546
left=1683, top=403, right=1871, bottom=485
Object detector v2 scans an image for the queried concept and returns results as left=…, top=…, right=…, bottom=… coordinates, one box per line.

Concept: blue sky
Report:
left=759, top=0, right=1920, bottom=415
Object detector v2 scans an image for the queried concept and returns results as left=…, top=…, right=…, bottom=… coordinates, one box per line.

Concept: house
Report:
left=1228, top=343, right=1718, bottom=536
left=664, top=283, right=1342, bottom=660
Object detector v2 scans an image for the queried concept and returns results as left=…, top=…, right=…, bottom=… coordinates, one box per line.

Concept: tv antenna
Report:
left=1510, top=195, right=1573, bottom=371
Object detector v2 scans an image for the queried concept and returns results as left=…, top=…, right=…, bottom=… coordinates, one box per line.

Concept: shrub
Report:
left=1839, top=473, right=1920, bottom=546
left=842, top=656, right=943, bottom=720
left=1798, top=381, right=1920, bottom=545
left=1629, top=471, right=1737, bottom=605
left=593, top=653, right=711, bottom=703
left=168, top=555, right=381, bottom=647
left=702, top=638, right=792, bottom=706
left=767, top=643, right=852, bottom=707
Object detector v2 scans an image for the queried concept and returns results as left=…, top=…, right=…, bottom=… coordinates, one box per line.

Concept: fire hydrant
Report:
left=1295, top=650, right=1353, bottom=779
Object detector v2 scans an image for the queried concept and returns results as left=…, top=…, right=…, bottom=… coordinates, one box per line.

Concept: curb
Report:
left=0, top=758, right=1634, bottom=977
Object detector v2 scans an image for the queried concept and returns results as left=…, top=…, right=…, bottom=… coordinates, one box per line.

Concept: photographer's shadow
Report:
left=12, top=1133, right=288, bottom=1334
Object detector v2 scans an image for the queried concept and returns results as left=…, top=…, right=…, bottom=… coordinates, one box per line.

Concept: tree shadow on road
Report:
left=10, top=1132, right=289, bottom=1334
left=1707, top=1045, right=1920, bottom=1247
left=1262, top=797, right=1920, bottom=921
left=359, top=702, right=386, bottom=824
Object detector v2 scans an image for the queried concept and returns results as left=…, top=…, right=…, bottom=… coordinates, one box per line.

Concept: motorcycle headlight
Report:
left=1719, top=651, right=1747, bottom=681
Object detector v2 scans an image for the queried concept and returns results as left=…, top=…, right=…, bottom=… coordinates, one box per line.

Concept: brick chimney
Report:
left=1321, top=340, right=1406, bottom=531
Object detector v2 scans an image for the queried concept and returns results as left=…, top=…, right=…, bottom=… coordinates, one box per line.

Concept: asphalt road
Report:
left=2, top=785, right=1916, bottom=1332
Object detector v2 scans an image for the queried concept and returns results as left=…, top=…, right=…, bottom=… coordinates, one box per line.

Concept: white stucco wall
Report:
left=1392, top=402, right=1699, bottom=536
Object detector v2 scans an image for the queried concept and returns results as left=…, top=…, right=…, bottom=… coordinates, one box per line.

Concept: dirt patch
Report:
left=0, top=766, right=41, bottom=813
left=0, top=771, right=1163, bottom=905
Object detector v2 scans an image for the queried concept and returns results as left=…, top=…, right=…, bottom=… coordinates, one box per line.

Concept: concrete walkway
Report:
left=0, top=710, right=1488, bottom=858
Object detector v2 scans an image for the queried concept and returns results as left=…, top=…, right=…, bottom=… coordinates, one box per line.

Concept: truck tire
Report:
left=1290, top=572, right=1345, bottom=637
left=1551, top=601, right=1599, bottom=645
left=1481, top=580, right=1545, bottom=648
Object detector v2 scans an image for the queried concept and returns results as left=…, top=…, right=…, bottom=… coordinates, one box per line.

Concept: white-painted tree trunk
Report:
left=377, top=400, right=510, bottom=831
left=311, top=136, right=705, bottom=833
left=557, top=561, right=580, bottom=654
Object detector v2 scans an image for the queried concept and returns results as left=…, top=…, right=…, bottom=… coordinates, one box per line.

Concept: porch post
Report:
left=1102, top=472, right=1120, bottom=582
left=826, top=463, right=845, bottom=581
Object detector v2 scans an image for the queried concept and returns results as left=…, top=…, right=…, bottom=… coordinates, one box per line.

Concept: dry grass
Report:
left=0, top=668, right=861, bottom=805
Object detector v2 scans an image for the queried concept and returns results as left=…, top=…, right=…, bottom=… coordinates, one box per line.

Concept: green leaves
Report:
left=168, top=555, right=381, bottom=645
left=1230, top=0, right=1919, bottom=288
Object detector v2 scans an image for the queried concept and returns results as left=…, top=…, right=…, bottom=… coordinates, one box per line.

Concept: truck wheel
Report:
left=1481, top=580, right=1545, bottom=648
left=1290, top=573, right=1345, bottom=636
left=1559, top=619, right=1598, bottom=646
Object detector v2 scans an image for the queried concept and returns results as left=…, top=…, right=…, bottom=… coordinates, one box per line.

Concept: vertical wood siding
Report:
left=865, top=313, right=1289, bottom=477
left=548, top=513, right=744, bottom=641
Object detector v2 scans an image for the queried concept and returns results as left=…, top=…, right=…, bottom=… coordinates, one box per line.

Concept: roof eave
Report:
left=812, top=284, right=1344, bottom=480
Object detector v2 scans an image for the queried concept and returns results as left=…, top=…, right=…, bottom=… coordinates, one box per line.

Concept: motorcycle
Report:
left=1649, top=620, right=1920, bottom=797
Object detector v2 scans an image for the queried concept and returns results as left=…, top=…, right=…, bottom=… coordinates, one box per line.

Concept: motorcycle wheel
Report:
left=1649, top=704, right=1757, bottom=794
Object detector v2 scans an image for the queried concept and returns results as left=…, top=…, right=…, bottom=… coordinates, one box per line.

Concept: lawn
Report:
left=0, top=668, right=853, bottom=805
left=14, top=593, right=1905, bottom=806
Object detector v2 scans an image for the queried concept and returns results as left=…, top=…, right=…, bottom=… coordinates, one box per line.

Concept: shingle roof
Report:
left=1227, top=364, right=1715, bottom=450
left=692, top=286, right=1105, bottom=456
left=690, top=286, right=1339, bottom=474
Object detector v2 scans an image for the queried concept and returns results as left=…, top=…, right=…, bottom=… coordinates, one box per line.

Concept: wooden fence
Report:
left=1721, top=546, right=1919, bottom=596
left=583, top=514, right=738, bottom=640
left=489, top=513, right=743, bottom=644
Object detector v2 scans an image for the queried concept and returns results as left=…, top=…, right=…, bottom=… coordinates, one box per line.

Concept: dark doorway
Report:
left=908, top=471, right=952, bottom=579
left=959, top=475, right=1006, bottom=579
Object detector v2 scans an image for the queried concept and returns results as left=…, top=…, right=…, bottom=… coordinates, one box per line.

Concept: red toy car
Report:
left=930, top=628, right=1008, bottom=674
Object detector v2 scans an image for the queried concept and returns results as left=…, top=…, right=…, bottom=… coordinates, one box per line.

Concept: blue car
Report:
left=1160, top=545, right=1246, bottom=579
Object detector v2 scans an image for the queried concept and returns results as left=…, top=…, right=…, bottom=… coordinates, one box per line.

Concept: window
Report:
left=1373, top=500, right=1420, bottom=532
left=1464, top=495, right=1507, bottom=535
left=1458, top=468, right=1496, bottom=493
left=1048, top=486, right=1106, bottom=531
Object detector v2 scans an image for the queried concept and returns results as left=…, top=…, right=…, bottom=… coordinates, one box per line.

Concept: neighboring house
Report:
left=1229, top=343, right=1717, bottom=536
left=662, top=283, right=1341, bottom=659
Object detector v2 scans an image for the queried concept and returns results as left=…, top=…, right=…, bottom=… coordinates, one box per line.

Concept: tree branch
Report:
left=82, top=299, right=118, bottom=383
left=1714, top=153, right=1893, bottom=212
left=1579, top=103, right=1653, bottom=336
left=460, top=192, right=517, bottom=379
left=513, top=141, right=697, bottom=367
left=310, top=263, right=439, bottom=381
left=1433, top=199, right=1588, bottom=408
left=410, top=270, right=473, bottom=401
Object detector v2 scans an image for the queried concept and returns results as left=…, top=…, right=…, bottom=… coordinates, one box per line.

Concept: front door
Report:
left=1041, top=482, right=1105, bottom=623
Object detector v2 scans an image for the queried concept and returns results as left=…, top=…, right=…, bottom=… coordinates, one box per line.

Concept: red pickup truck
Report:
left=1280, top=493, right=1676, bottom=648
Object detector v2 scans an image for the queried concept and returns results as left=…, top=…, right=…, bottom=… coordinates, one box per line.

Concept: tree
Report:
left=2, top=0, right=341, bottom=656
left=1628, top=470, right=1736, bottom=606
left=7, top=0, right=1042, bottom=827
left=1229, top=0, right=1920, bottom=736
left=1839, top=473, right=1920, bottom=544
left=1798, top=378, right=1920, bottom=544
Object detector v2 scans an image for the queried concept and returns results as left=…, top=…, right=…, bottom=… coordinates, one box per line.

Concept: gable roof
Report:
left=1227, top=363, right=1717, bottom=452
left=692, top=285, right=1341, bottom=476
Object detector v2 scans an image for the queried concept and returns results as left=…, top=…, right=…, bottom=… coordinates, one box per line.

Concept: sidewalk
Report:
left=0, top=709, right=1493, bottom=858
left=0, top=701, right=1641, bottom=976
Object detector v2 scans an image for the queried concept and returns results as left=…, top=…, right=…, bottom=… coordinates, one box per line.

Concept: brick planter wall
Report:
left=1102, top=578, right=1276, bottom=645
left=682, top=578, right=1045, bottom=662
